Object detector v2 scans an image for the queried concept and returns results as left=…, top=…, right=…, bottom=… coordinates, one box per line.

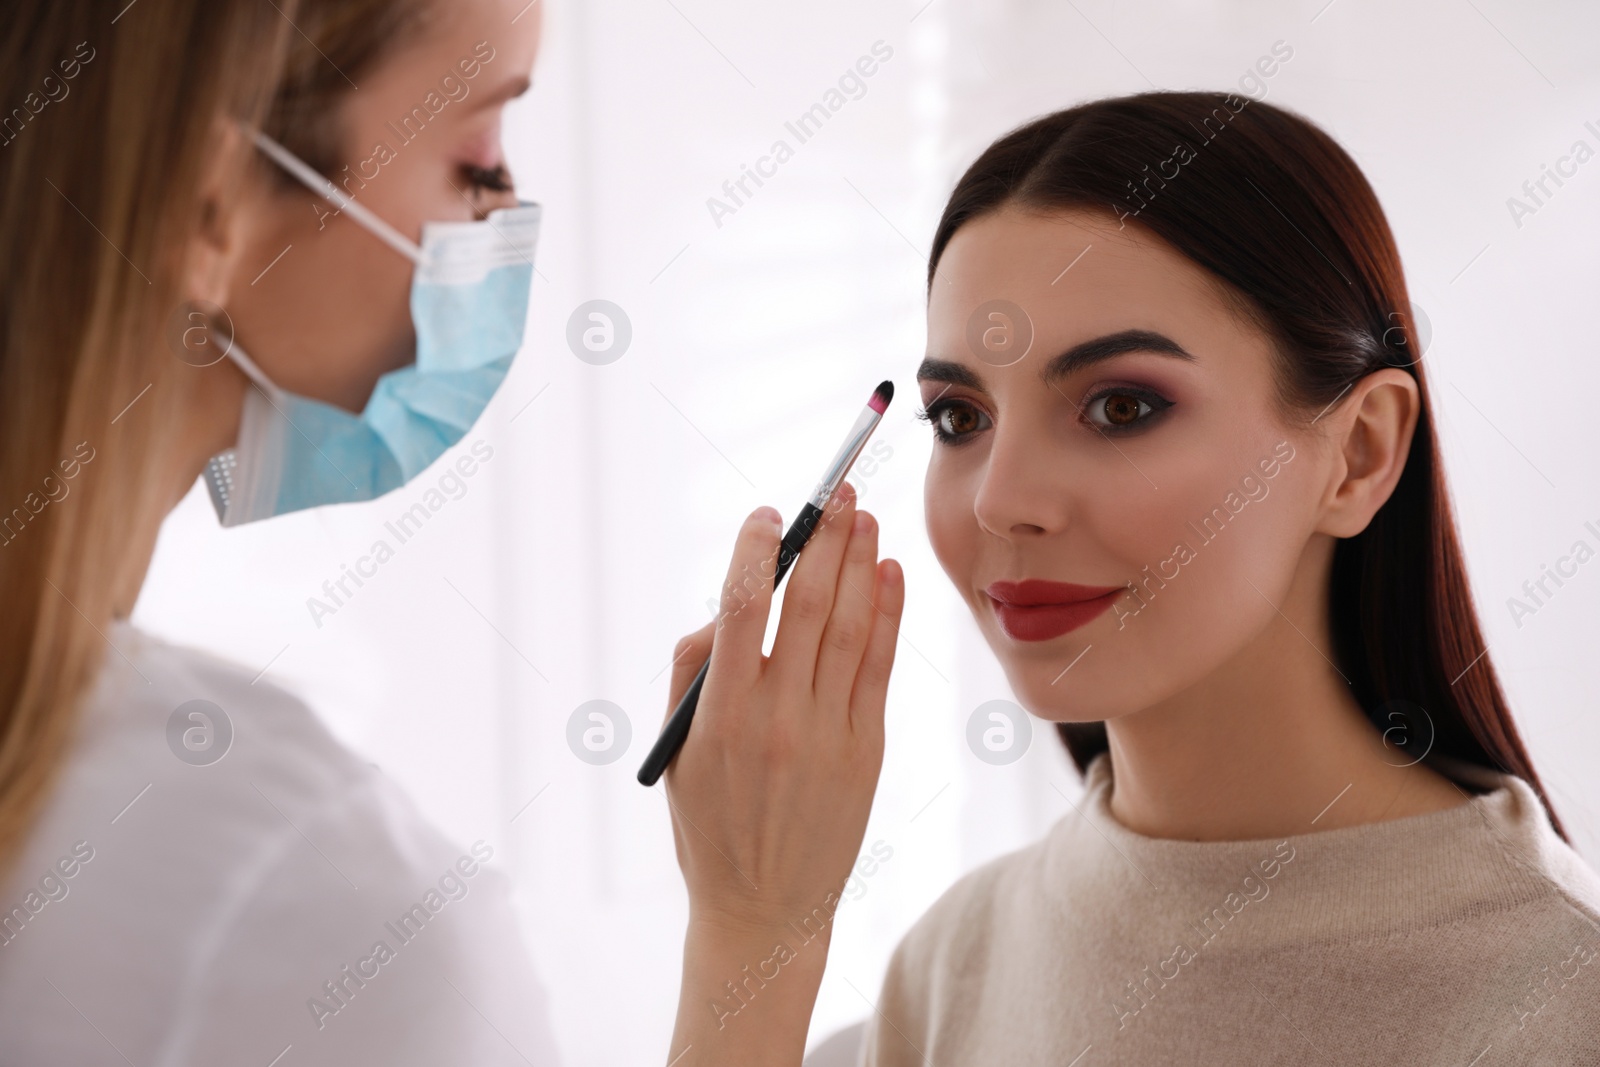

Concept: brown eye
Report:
left=1082, top=386, right=1172, bottom=434
left=915, top=399, right=992, bottom=445
left=1102, top=393, right=1143, bottom=426
left=942, top=406, right=981, bottom=435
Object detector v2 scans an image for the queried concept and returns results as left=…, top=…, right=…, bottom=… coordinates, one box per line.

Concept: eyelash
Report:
left=913, top=399, right=983, bottom=445
left=462, top=163, right=512, bottom=193
left=914, top=386, right=1173, bottom=445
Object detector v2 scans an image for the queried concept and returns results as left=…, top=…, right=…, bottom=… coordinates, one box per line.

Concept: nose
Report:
left=971, top=416, right=1069, bottom=540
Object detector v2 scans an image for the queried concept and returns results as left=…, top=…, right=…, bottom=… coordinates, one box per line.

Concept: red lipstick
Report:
left=985, top=579, right=1125, bottom=642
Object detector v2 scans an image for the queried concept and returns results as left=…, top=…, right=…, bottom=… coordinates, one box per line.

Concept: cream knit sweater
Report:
left=860, top=752, right=1600, bottom=1065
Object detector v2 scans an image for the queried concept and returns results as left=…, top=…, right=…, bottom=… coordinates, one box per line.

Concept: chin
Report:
left=1005, top=667, right=1137, bottom=725
left=975, top=618, right=1109, bottom=723
left=975, top=606, right=1187, bottom=727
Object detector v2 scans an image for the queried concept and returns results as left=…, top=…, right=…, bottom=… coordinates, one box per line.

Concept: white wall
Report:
left=135, top=0, right=1600, bottom=1062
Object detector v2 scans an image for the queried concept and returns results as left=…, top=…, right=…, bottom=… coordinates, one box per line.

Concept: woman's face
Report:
left=921, top=204, right=1338, bottom=725
left=225, top=0, right=541, bottom=413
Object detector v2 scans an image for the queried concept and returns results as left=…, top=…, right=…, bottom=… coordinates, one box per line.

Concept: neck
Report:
left=1102, top=536, right=1469, bottom=842
left=110, top=358, right=247, bottom=618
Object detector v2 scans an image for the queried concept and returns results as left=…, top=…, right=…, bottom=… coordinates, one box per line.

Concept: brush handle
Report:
left=637, top=501, right=829, bottom=786
left=771, top=500, right=826, bottom=585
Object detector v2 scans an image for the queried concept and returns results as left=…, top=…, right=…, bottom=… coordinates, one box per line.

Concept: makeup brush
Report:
left=637, top=380, right=894, bottom=787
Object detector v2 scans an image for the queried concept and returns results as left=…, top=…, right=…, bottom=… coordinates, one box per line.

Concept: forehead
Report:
left=376, top=0, right=541, bottom=78
left=926, top=204, right=1251, bottom=357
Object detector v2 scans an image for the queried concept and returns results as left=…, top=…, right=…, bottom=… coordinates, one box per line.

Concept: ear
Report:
left=1314, top=368, right=1420, bottom=538
left=182, top=115, right=257, bottom=308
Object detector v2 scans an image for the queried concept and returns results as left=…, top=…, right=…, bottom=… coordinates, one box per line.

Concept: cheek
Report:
left=1017, top=430, right=1309, bottom=722
left=1099, top=412, right=1290, bottom=575
left=1051, top=420, right=1258, bottom=601
left=1097, top=476, right=1301, bottom=698
left=923, top=453, right=978, bottom=590
left=238, top=214, right=416, bottom=408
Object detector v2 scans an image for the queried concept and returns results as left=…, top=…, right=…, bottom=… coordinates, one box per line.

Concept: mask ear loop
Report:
left=248, top=127, right=430, bottom=268
left=208, top=327, right=278, bottom=396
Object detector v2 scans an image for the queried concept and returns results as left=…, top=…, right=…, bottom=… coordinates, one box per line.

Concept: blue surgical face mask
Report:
left=203, top=130, right=540, bottom=527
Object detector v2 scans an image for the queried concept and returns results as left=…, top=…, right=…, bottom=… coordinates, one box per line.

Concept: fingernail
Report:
left=853, top=510, right=871, bottom=534
left=753, top=506, right=781, bottom=528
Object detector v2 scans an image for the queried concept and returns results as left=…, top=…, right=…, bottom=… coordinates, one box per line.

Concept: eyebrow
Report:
left=468, top=74, right=532, bottom=111
left=915, top=328, right=1196, bottom=392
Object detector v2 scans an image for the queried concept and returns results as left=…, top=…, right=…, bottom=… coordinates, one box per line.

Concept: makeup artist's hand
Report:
left=661, top=480, right=904, bottom=1066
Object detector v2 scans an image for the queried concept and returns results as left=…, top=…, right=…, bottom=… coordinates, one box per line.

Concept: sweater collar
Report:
left=1041, top=751, right=1580, bottom=948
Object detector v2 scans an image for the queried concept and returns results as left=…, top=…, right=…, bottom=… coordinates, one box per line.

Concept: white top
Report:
left=0, top=620, right=559, bottom=1066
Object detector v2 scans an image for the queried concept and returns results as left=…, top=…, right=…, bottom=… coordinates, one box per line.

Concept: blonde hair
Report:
left=0, top=0, right=296, bottom=876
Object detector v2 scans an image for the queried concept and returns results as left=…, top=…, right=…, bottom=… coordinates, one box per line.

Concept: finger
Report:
left=813, top=507, right=880, bottom=717
left=849, top=558, right=905, bottom=745
left=703, top=507, right=784, bottom=703
left=767, top=480, right=858, bottom=691
left=663, top=619, right=717, bottom=729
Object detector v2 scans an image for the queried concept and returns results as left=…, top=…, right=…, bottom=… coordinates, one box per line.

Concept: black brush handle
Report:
left=637, top=501, right=829, bottom=786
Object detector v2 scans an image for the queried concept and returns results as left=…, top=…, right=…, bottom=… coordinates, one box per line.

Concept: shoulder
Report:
left=858, top=826, right=1060, bottom=1067
left=1443, top=757, right=1600, bottom=928
left=0, top=623, right=558, bottom=1065
left=8, top=620, right=404, bottom=892
left=903, top=843, right=1043, bottom=959
left=70, top=619, right=379, bottom=799
left=875, top=826, right=1056, bottom=1012
left=875, top=761, right=1115, bottom=995
left=1468, top=768, right=1600, bottom=1058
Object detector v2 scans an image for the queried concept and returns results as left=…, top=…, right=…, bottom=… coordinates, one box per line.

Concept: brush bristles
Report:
left=869, top=379, right=894, bottom=414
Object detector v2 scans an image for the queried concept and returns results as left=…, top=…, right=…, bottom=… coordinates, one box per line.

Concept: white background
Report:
left=135, top=1, right=1600, bottom=1062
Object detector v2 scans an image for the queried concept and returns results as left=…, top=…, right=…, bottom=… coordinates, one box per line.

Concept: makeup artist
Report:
left=0, top=0, right=904, bottom=1064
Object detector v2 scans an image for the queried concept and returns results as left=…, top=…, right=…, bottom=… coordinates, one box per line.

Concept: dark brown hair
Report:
left=929, top=90, right=1567, bottom=841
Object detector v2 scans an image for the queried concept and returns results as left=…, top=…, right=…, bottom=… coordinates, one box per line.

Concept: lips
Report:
left=984, top=579, right=1126, bottom=642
